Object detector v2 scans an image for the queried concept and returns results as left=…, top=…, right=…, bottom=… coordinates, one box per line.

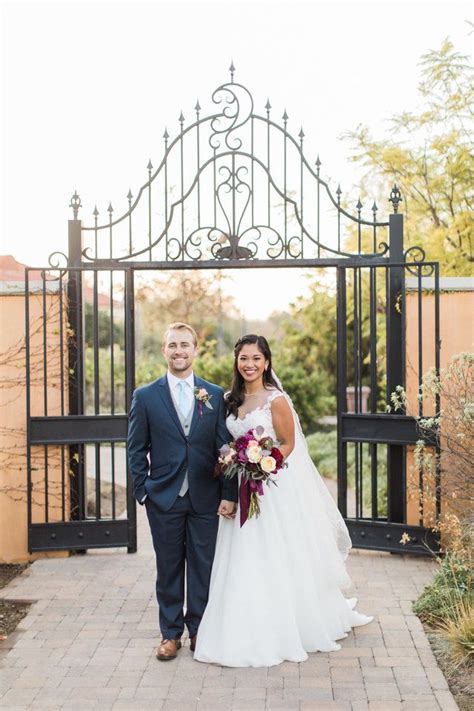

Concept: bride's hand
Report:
left=218, top=500, right=237, bottom=519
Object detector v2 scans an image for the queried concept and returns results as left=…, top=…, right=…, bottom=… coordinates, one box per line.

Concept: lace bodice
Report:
left=226, top=388, right=284, bottom=440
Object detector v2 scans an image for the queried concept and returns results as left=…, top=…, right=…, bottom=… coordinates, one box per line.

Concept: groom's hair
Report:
left=163, top=322, right=198, bottom=346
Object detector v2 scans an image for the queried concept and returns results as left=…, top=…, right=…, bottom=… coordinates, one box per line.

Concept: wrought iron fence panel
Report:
left=336, top=260, right=441, bottom=554
left=25, top=266, right=136, bottom=553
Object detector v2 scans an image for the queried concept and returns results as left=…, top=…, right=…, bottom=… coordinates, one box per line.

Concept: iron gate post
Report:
left=336, top=266, right=348, bottom=517
left=67, top=218, right=85, bottom=522
left=124, top=269, right=137, bottom=553
left=387, top=211, right=406, bottom=523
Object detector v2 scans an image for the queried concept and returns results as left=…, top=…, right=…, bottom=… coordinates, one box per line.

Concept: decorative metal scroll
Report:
left=68, top=64, right=409, bottom=264
left=403, top=246, right=436, bottom=276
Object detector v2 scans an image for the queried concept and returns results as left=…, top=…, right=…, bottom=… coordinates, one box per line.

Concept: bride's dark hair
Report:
left=226, top=334, right=281, bottom=418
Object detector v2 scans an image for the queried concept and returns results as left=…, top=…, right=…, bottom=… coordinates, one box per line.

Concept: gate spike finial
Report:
left=282, top=109, right=288, bottom=124
left=69, top=190, right=82, bottom=219
left=372, top=200, right=378, bottom=215
left=179, top=111, right=185, bottom=127
left=195, top=99, right=201, bottom=114
left=299, top=126, right=305, bottom=140
left=229, top=60, right=235, bottom=82
left=163, top=128, right=169, bottom=140
left=316, top=155, right=321, bottom=174
left=93, top=205, right=99, bottom=217
left=389, top=183, right=402, bottom=213
left=356, top=197, right=363, bottom=212
left=107, top=202, right=114, bottom=218
left=127, top=189, right=133, bottom=205
left=336, top=183, right=342, bottom=197
left=147, top=159, right=153, bottom=171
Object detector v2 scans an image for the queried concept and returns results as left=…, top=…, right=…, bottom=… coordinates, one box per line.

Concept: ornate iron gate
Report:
left=25, top=266, right=137, bottom=551
left=25, top=65, right=440, bottom=554
left=336, top=257, right=440, bottom=553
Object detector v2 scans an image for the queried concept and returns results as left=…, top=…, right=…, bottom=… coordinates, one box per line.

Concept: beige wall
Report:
left=0, top=289, right=69, bottom=562
left=405, top=286, right=474, bottom=526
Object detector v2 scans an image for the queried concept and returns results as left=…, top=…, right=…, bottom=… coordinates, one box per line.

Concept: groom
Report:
left=127, top=322, right=237, bottom=661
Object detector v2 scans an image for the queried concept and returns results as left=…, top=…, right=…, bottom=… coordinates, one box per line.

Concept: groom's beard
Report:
left=168, top=357, right=193, bottom=375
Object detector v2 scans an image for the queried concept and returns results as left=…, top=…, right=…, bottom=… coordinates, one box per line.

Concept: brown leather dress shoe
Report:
left=190, top=634, right=197, bottom=652
left=156, top=638, right=182, bottom=661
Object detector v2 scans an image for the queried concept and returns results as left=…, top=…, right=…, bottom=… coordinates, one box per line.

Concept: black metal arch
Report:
left=64, top=64, right=407, bottom=269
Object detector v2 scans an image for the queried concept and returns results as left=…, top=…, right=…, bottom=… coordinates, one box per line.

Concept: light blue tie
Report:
left=177, top=380, right=188, bottom=418
left=177, top=380, right=190, bottom=496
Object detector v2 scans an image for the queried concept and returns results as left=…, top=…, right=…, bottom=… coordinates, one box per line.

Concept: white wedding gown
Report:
left=194, top=388, right=372, bottom=667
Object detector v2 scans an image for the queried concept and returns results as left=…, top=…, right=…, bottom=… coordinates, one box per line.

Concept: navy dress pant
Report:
left=145, top=492, right=218, bottom=639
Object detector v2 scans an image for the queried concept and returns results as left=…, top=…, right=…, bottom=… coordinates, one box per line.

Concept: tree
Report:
left=343, top=38, right=474, bottom=273
left=280, top=275, right=337, bottom=386
left=135, top=270, right=240, bottom=354
left=274, top=275, right=338, bottom=427
left=84, top=302, right=124, bottom=349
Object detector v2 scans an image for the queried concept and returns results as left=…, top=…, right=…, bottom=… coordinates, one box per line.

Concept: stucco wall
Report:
left=0, top=288, right=69, bottom=562
left=405, top=281, right=474, bottom=527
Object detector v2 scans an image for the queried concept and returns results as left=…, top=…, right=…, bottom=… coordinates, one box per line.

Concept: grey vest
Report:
left=171, top=391, right=194, bottom=496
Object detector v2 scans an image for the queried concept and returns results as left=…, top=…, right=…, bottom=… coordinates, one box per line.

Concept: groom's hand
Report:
left=218, top=500, right=236, bottom=519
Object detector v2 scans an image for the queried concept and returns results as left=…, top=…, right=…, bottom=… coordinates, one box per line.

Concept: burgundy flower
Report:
left=271, top=447, right=284, bottom=468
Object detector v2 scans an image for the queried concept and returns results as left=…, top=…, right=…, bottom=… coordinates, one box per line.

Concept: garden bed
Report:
left=414, top=552, right=473, bottom=711
left=0, top=564, right=30, bottom=639
left=425, top=624, right=473, bottom=711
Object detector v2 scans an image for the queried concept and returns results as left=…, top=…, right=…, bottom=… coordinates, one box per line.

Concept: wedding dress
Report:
left=194, top=386, right=372, bottom=667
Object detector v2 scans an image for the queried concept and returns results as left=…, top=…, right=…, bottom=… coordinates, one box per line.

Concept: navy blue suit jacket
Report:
left=127, top=374, right=238, bottom=513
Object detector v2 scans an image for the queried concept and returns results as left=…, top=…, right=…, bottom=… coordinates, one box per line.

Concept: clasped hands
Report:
left=218, top=500, right=237, bottom=519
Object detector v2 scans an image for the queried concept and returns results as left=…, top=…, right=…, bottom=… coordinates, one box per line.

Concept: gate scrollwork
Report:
left=62, top=64, right=426, bottom=270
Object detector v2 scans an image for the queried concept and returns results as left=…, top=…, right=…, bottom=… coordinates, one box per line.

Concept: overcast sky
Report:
left=1, top=0, right=472, bottom=317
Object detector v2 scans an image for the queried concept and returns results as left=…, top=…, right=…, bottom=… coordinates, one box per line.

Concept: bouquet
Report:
left=217, top=426, right=287, bottom=526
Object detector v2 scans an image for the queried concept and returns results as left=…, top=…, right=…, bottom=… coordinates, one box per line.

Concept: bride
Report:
left=194, top=334, right=372, bottom=667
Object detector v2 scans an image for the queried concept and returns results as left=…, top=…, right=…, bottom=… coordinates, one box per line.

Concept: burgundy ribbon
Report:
left=239, top=477, right=250, bottom=527
left=239, top=477, right=264, bottom=527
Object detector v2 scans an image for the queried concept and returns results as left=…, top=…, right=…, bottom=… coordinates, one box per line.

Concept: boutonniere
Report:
left=194, top=387, right=213, bottom=416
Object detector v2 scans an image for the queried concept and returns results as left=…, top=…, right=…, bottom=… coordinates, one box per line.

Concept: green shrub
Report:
left=306, top=427, right=339, bottom=479
left=306, top=427, right=387, bottom=517
left=413, top=551, right=473, bottom=627
left=271, top=358, right=336, bottom=435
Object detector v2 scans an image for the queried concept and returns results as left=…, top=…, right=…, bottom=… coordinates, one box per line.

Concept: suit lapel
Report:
left=156, top=376, right=186, bottom=438
left=188, top=376, right=203, bottom=439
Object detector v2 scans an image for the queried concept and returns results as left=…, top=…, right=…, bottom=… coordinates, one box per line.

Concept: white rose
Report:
left=224, top=453, right=234, bottom=464
left=247, top=439, right=259, bottom=448
left=260, top=456, right=276, bottom=473
left=246, top=446, right=262, bottom=463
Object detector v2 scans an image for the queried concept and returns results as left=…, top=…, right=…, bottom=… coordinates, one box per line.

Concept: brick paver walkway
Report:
left=0, top=506, right=458, bottom=710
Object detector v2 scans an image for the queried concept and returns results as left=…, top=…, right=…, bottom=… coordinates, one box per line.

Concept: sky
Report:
left=1, top=0, right=472, bottom=318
